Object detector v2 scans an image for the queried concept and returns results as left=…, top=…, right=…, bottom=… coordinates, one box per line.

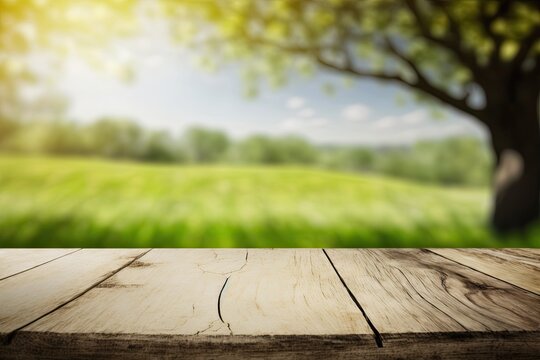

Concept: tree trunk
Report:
left=487, top=92, right=540, bottom=233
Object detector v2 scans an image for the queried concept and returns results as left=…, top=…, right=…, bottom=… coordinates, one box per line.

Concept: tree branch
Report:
left=247, top=35, right=484, bottom=121
left=404, top=0, right=483, bottom=78
left=383, top=37, right=482, bottom=120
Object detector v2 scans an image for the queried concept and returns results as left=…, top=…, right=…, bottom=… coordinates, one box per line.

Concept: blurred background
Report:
left=1, top=0, right=539, bottom=247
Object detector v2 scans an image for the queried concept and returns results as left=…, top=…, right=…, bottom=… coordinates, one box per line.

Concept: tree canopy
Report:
left=162, top=0, right=540, bottom=120
left=3, top=0, right=538, bottom=121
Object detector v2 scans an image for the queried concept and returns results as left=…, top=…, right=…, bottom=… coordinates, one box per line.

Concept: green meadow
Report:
left=0, top=154, right=537, bottom=248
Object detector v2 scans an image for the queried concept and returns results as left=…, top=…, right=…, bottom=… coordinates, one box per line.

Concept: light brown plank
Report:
left=221, top=249, right=372, bottom=336
left=19, top=249, right=246, bottom=336
left=0, top=249, right=147, bottom=341
left=0, top=249, right=80, bottom=280
left=5, top=249, right=376, bottom=357
left=325, top=249, right=540, bottom=343
left=431, top=248, right=540, bottom=294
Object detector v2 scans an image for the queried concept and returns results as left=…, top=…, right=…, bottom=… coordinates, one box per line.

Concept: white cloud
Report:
left=307, top=118, right=329, bottom=128
left=279, top=117, right=329, bottom=131
left=297, top=108, right=316, bottom=118
left=401, top=109, right=429, bottom=125
left=286, top=96, right=306, bottom=109
left=441, top=123, right=470, bottom=135
left=280, top=117, right=303, bottom=131
left=342, top=103, right=370, bottom=122
left=373, top=116, right=399, bottom=129
left=373, top=109, right=430, bottom=130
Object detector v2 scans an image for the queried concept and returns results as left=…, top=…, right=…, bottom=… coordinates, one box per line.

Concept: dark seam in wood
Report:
left=426, top=249, right=540, bottom=296
left=217, top=276, right=233, bottom=335
left=1, top=248, right=153, bottom=346
left=322, top=249, right=384, bottom=348
left=0, top=249, right=82, bottom=282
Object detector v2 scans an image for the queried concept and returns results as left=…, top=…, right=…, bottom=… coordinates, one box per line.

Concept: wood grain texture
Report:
left=0, top=249, right=79, bottom=280
left=20, top=249, right=247, bottom=336
left=221, top=249, right=373, bottom=336
left=431, top=248, right=540, bottom=294
left=1, top=248, right=539, bottom=359
left=0, top=249, right=146, bottom=341
left=18, top=249, right=373, bottom=339
left=325, top=249, right=540, bottom=339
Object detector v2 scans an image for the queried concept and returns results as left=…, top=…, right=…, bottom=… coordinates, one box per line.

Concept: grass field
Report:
left=0, top=154, right=538, bottom=248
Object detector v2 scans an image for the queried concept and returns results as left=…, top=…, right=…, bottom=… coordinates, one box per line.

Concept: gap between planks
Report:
left=3, top=249, right=153, bottom=345
left=0, top=249, right=82, bottom=281
left=322, top=249, right=384, bottom=348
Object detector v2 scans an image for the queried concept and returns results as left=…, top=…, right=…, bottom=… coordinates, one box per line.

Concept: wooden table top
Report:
left=0, top=248, right=539, bottom=359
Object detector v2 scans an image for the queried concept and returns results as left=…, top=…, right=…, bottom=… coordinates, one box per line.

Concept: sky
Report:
left=55, top=18, right=487, bottom=146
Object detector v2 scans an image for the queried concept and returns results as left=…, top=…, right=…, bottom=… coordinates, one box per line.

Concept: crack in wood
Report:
left=196, top=250, right=249, bottom=276
left=194, top=320, right=220, bottom=336
left=213, top=249, right=248, bottom=336
left=217, top=277, right=233, bottom=335
left=322, top=249, right=384, bottom=348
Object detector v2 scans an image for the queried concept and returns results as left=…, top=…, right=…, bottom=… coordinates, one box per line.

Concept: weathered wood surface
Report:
left=0, top=249, right=80, bottom=280
left=324, top=248, right=540, bottom=358
left=20, top=249, right=373, bottom=336
left=0, top=249, right=148, bottom=342
left=325, top=249, right=540, bottom=336
left=0, top=248, right=539, bottom=359
left=430, top=248, right=540, bottom=294
left=220, top=249, right=373, bottom=336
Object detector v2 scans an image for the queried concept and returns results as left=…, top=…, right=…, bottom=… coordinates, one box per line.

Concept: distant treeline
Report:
left=0, top=117, right=491, bottom=186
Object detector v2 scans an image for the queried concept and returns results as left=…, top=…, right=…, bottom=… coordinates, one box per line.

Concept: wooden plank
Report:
left=0, top=249, right=147, bottom=341
left=220, top=249, right=373, bottom=336
left=431, top=248, right=540, bottom=294
left=325, top=249, right=540, bottom=346
left=18, top=249, right=246, bottom=336
left=2, top=249, right=539, bottom=359
left=0, top=249, right=80, bottom=280
left=5, top=249, right=376, bottom=357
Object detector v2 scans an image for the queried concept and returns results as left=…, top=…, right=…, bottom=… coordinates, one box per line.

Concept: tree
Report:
left=234, top=135, right=285, bottom=164
left=235, top=135, right=317, bottom=164
left=87, top=118, right=145, bottom=159
left=183, top=127, right=230, bottom=163
left=163, top=0, right=540, bottom=232
left=141, top=131, right=186, bottom=163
